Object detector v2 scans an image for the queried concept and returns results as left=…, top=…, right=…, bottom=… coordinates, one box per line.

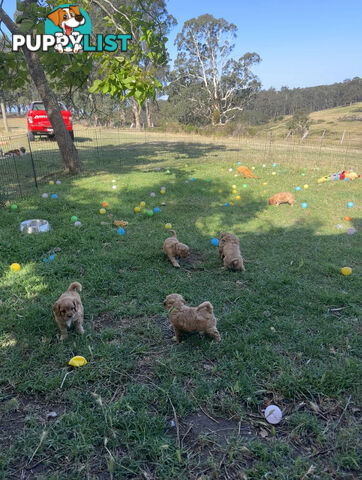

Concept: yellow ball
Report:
left=99, top=208, right=106, bottom=214
left=232, top=189, right=237, bottom=194
left=140, top=201, right=146, bottom=207
left=252, top=166, right=255, bottom=170
left=235, top=195, right=241, bottom=200
left=232, top=185, right=237, bottom=189
left=304, top=184, right=309, bottom=189
left=10, top=263, right=21, bottom=272
left=49, top=180, right=54, bottom=185
left=165, top=223, right=172, bottom=229
left=218, top=189, right=223, bottom=194
left=272, top=172, right=276, bottom=176
left=263, top=182, right=268, bottom=186
left=134, top=206, right=141, bottom=213
left=160, top=190, right=166, bottom=195
left=229, top=202, right=234, bottom=206
left=341, top=267, right=352, bottom=276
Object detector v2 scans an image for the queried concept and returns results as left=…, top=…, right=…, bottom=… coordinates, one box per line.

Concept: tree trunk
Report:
left=0, top=102, right=9, bottom=132
left=130, top=98, right=141, bottom=129
left=0, top=6, right=82, bottom=173
left=145, top=100, right=153, bottom=128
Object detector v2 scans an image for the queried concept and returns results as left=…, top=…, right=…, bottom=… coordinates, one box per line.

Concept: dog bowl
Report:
left=20, top=219, right=51, bottom=234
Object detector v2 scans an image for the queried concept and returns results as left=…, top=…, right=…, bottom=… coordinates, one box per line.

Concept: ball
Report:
left=154, top=207, right=160, bottom=213
left=235, top=195, right=241, bottom=200
left=237, top=161, right=241, bottom=165
left=336, top=224, right=344, bottom=230
left=295, top=186, right=301, bottom=192
left=71, top=216, right=78, bottom=223
left=228, top=168, right=233, bottom=172
left=190, top=177, right=195, bottom=181
left=160, top=190, right=166, bottom=195
left=224, top=202, right=229, bottom=207
left=262, top=182, right=268, bottom=186
left=42, top=193, right=48, bottom=198
left=304, top=184, right=309, bottom=189
left=301, top=173, right=305, bottom=176
left=140, top=201, right=146, bottom=207
left=232, top=185, right=237, bottom=189
left=134, top=206, right=141, bottom=213
left=262, top=164, right=266, bottom=168
left=346, top=228, right=356, bottom=235
left=347, top=202, right=354, bottom=208
left=272, top=172, right=276, bottom=176
left=117, top=228, right=125, bottom=235
left=56, top=180, right=61, bottom=185
left=74, top=221, right=82, bottom=227
left=102, top=202, right=109, bottom=208
left=51, top=194, right=58, bottom=199
left=232, top=189, right=237, bottom=194
left=165, top=223, right=172, bottom=229
left=10, top=263, right=21, bottom=272
left=99, top=208, right=106, bottom=214
left=211, top=238, right=219, bottom=246
left=112, top=179, right=116, bottom=183
left=218, top=189, right=223, bottom=193
left=150, top=192, right=156, bottom=197
left=252, top=166, right=255, bottom=170
left=272, top=163, right=277, bottom=167
left=112, top=185, right=117, bottom=190
left=344, top=216, right=352, bottom=221
left=265, top=405, right=282, bottom=424
left=161, top=186, right=166, bottom=190
left=165, top=169, right=171, bottom=174
left=242, top=184, right=247, bottom=188
left=301, top=202, right=308, bottom=209
left=49, top=180, right=54, bottom=185
left=10, top=204, right=18, bottom=210
left=146, top=209, right=154, bottom=216
left=341, top=267, right=352, bottom=276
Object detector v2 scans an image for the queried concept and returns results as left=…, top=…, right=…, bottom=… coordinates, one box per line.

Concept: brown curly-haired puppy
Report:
left=163, top=294, right=221, bottom=343
left=163, top=230, right=189, bottom=268
left=268, top=192, right=295, bottom=206
left=52, top=282, right=84, bottom=341
left=219, top=232, right=245, bottom=271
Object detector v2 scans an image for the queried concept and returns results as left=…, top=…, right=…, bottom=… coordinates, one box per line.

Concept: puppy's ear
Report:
left=70, top=5, right=82, bottom=16
left=47, top=8, right=62, bottom=27
left=52, top=301, right=60, bottom=316
left=72, top=299, right=80, bottom=311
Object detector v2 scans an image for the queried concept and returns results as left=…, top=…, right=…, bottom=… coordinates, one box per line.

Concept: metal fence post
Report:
left=27, top=134, right=38, bottom=189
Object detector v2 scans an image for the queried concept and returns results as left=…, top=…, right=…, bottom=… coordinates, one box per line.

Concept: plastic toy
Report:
left=74, top=221, right=82, bottom=227
left=211, top=238, right=219, bottom=246
left=42, top=193, right=49, bottom=198
left=146, top=210, right=154, bottom=216
left=68, top=356, right=88, bottom=367
left=56, top=180, right=61, bottom=185
left=304, top=184, right=309, bottom=189
left=161, top=186, right=166, bottom=190
left=232, top=189, right=237, bottom=194
left=117, top=228, right=125, bottom=235
left=295, top=186, right=301, bottom=191
left=49, top=180, right=54, bottom=185
left=160, top=190, right=166, bottom=195
left=262, top=182, right=268, bottom=186
left=232, top=185, right=236, bottom=189
left=10, top=263, right=21, bottom=272
left=224, top=202, right=229, bottom=206
left=134, top=206, right=141, bottom=213
left=301, top=202, right=308, bottom=208
left=235, top=195, right=241, bottom=200
left=154, top=207, right=160, bottom=213
left=218, top=189, right=223, bottom=193
left=165, top=223, right=172, bottom=229
left=341, top=267, right=352, bottom=276
left=347, top=228, right=355, bottom=235
left=51, top=194, right=58, bottom=199
left=344, top=216, right=352, bottom=221
left=190, top=177, right=195, bottom=181
left=71, top=216, right=78, bottom=223
left=242, top=184, right=247, bottom=188
left=112, top=185, right=117, bottom=190
left=265, top=405, right=282, bottom=424
left=228, top=168, right=233, bottom=172
left=347, top=202, right=354, bottom=208
left=140, top=201, right=146, bottom=207
left=102, top=202, right=109, bottom=208
left=272, top=163, right=277, bottom=168
left=272, top=172, right=276, bottom=176
left=237, top=166, right=258, bottom=178
left=10, top=204, right=18, bottom=210
left=112, top=179, right=116, bottom=183
left=99, top=208, right=106, bottom=214
left=113, top=220, right=128, bottom=227
left=150, top=192, right=156, bottom=197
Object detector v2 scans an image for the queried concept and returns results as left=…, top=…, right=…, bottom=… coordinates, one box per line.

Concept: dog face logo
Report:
left=45, top=4, right=91, bottom=54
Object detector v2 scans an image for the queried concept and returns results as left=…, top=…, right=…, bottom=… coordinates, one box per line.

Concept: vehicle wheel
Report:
left=48, top=134, right=56, bottom=141
left=69, top=131, right=74, bottom=141
left=27, top=131, right=35, bottom=142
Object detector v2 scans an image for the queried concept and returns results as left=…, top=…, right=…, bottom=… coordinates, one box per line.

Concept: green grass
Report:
left=0, top=135, right=361, bottom=479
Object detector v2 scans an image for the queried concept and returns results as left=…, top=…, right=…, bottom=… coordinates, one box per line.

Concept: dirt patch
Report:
left=180, top=250, right=205, bottom=270
left=92, top=311, right=121, bottom=330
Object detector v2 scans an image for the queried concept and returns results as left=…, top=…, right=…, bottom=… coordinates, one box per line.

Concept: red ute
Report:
left=27, top=101, right=74, bottom=141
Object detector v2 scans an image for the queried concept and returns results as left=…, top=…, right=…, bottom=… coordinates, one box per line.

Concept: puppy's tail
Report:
left=67, top=282, right=82, bottom=293
left=169, top=230, right=177, bottom=238
left=197, top=301, right=213, bottom=314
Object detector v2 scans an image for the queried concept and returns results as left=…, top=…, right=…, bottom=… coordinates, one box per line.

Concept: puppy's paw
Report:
left=59, top=334, right=68, bottom=341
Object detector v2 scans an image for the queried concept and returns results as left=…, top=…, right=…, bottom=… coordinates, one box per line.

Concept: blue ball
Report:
left=49, top=254, right=55, bottom=261
left=301, top=202, right=308, bottom=209
left=237, top=161, right=241, bottom=165
left=224, top=202, right=229, bottom=207
left=190, top=177, right=195, bottom=181
left=272, top=163, right=277, bottom=167
left=153, top=207, right=160, bottom=213
left=347, top=201, right=354, bottom=208
left=117, top=228, right=125, bottom=235
left=51, top=193, right=58, bottom=199
left=344, top=177, right=349, bottom=181
left=295, top=186, right=301, bottom=192
left=211, top=238, right=219, bottom=246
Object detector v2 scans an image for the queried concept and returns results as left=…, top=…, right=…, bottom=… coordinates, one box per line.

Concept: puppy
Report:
left=163, top=294, right=221, bottom=343
left=268, top=192, right=295, bottom=206
left=47, top=5, right=86, bottom=53
left=163, top=230, right=189, bottom=268
left=4, top=147, right=26, bottom=157
left=219, top=232, right=245, bottom=271
left=52, top=282, right=84, bottom=340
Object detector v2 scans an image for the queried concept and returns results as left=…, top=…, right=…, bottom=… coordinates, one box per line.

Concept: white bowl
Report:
left=20, top=219, right=51, bottom=234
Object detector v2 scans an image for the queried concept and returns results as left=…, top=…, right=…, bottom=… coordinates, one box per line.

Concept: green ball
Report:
left=146, top=209, right=154, bottom=216
left=71, top=216, right=78, bottom=223
left=10, top=204, right=18, bottom=210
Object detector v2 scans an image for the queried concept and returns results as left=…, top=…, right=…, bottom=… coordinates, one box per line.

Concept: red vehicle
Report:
left=27, top=101, right=74, bottom=141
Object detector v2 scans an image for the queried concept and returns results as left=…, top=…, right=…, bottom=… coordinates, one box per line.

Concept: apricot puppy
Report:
left=163, top=230, right=189, bottom=268
left=163, top=294, right=221, bottom=343
left=219, top=232, right=245, bottom=271
left=52, top=282, right=84, bottom=341
left=268, top=192, right=295, bottom=206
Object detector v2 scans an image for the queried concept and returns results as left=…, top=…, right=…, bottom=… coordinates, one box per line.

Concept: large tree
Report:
left=168, top=14, right=261, bottom=126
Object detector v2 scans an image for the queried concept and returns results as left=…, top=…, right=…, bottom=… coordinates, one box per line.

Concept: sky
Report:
left=1, top=0, right=361, bottom=91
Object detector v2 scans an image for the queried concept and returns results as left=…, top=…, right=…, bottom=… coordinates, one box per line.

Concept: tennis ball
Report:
left=341, top=267, right=352, bottom=276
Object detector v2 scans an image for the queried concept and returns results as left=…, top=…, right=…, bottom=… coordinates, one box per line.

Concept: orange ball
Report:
left=102, top=202, right=109, bottom=208
left=344, top=216, right=352, bottom=221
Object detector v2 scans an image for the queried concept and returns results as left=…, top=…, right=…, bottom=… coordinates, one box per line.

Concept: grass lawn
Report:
left=0, top=136, right=361, bottom=479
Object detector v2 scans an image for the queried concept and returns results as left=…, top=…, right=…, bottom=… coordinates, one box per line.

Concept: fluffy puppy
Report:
left=163, top=230, right=189, bottom=268
left=4, top=147, right=26, bottom=157
left=218, top=232, right=245, bottom=271
left=163, top=294, right=221, bottom=343
left=268, top=192, right=295, bottom=206
left=52, top=282, right=84, bottom=340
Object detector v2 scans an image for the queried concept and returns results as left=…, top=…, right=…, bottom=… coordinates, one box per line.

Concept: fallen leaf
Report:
left=259, top=428, right=269, bottom=438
